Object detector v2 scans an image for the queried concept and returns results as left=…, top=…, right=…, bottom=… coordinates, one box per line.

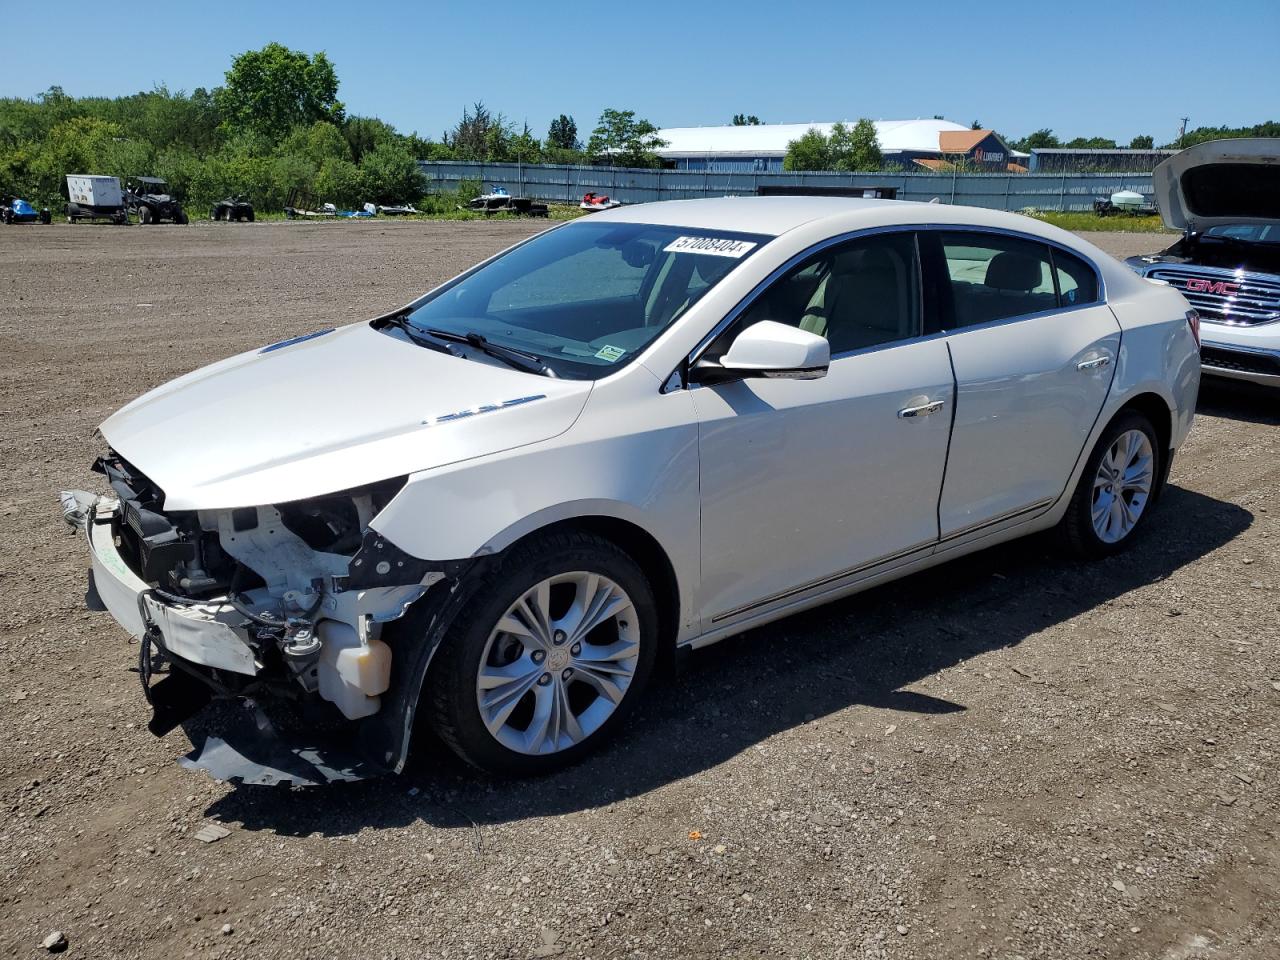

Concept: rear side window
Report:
left=939, top=233, right=1057, bottom=328
left=1052, top=248, right=1100, bottom=306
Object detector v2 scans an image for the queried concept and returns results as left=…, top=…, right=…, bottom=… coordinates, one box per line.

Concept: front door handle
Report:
left=1077, top=356, right=1111, bottom=371
left=898, top=399, right=946, bottom=419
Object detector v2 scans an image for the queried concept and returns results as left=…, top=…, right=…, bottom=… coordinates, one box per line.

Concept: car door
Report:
left=691, top=230, right=954, bottom=626
left=927, top=230, right=1120, bottom=539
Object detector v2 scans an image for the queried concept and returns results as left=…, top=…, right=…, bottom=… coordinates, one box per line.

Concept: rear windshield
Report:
left=404, top=221, right=769, bottom=379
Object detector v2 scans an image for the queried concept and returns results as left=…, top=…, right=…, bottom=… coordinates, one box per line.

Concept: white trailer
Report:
left=65, top=174, right=127, bottom=223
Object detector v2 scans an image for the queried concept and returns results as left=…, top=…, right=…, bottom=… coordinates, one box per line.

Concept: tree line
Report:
left=0, top=43, right=670, bottom=213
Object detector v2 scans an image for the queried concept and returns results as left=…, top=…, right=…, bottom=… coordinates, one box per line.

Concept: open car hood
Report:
left=99, top=323, right=591, bottom=511
left=1154, top=138, right=1280, bottom=232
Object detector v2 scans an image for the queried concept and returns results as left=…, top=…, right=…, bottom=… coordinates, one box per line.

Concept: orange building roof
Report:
left=938, top=129, right=994, bottom=154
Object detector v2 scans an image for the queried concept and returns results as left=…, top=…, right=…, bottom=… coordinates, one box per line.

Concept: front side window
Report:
left=721, top=231, right=921, bottom=357
left=404, top=221, right=768, bottom=379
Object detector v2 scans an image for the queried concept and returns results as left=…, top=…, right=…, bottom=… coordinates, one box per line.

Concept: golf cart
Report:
left=210, top=195, right=255, bottom=221
left=2, top=196, right=52, bottom=224
left=126, top=177, right=188, bottom=224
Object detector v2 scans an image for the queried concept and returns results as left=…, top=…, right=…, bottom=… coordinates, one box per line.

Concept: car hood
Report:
left=1154, top=138, right=1280, bottom=232
left=99, top=323, right=592, bottom=511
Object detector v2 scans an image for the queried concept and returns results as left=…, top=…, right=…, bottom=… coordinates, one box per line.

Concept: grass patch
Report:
left=1024, top=211, right=1172, bottom=233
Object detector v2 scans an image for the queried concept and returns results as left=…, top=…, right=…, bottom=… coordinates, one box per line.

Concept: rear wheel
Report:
left=1059, top=411, right=1160, bottom=558
left=427, top=531, right=659, bottom=775
left=138, top=206, right=153, bottom=225
left=175, top=208, right=189, bottom=225
left=245, top=209, right=255, bottom=222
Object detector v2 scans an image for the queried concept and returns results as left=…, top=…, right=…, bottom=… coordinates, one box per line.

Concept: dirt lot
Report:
left=1, top=221, right=1277, bottom=960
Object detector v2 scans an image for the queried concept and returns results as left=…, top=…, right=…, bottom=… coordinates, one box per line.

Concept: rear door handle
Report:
left=1077, top=356, right=1111, bottom=371
left=898, top=399, right=946, bottom=419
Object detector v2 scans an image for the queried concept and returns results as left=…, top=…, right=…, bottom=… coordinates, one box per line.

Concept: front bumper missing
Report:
left=68, top=492, right=467, bottom=785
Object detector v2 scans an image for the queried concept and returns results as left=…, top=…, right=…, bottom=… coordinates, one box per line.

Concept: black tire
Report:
left=138, top=205, right=153, bottom=225
left=245, top=209, right=255, bottom=222
left=39, top=210, right=51, bottom=225
left=175, top=208, right=189, bottom=225
left=426, top=530, right=660, bottom=775
left=1059, top=410, right=1161, bottom=559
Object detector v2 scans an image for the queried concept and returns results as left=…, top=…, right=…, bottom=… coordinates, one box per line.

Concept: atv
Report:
left=210, top=195, right=254, bottom=222
left=125, top=177, right=188, bottom=224
left=1, top=196, right=52, bottom=224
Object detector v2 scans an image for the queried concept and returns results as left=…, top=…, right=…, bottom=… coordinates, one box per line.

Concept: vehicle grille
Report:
left=1200, top=346, right=1280, bottom=378
left=1148, top=267, right=1280, bottom=326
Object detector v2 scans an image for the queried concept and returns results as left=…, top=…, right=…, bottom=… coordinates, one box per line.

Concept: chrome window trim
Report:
left=675, top=223, right=1107, bottom=388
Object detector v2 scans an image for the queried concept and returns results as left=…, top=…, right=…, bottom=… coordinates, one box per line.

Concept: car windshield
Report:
left=1203, top=224, right=1279, bottom=244
left=402, top=221, right=769, bottom=379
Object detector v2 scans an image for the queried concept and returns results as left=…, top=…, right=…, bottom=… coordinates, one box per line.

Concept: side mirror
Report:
left=691, top=320, right=830, bottom=384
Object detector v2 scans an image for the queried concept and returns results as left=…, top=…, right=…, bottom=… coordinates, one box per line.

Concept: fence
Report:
left=418, top=160, right=1156, bottom=213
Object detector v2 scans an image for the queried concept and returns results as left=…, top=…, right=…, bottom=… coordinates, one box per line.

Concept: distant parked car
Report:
left=63, top=198, right=1199, bottom=782
left=210, top=195, right=254, bottom=222
left=2, top=196, right=51, bottom=224
left=1125, top=139, right=1280, bottom=387
left=125, top=177, right=188, bottom=224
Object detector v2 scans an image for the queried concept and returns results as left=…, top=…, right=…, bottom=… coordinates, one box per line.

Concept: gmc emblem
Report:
left=1184, top=278, right=1241, bottom=296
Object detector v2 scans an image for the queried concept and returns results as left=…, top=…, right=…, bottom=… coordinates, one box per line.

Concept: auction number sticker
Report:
left=663, top=236, right=758, bottom=258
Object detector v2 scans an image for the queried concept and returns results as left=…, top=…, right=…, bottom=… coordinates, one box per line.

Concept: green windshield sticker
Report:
left=595, top=344, right=627, bottom=362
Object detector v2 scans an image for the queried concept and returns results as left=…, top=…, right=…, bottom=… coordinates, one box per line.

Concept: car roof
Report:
left=592, top=196, right=899, bottom=236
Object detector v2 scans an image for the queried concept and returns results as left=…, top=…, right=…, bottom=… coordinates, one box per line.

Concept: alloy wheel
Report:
left=1091, top=428, right=1154, bottom=544
left=476, top=572, right=641, bottom=755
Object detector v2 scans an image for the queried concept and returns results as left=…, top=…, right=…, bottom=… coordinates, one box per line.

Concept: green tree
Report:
left=838, top=119, right=882, bottom=171
left=783, top=128, right=831, bottom=171
left=510, top=123, right=542, bottom=164
left=1129, top=134, right=1154, bottom=150
left=343, top=116, right=398, bottom=163
left=1064, top=136, right=1118, bottom=149
left=448, top=102, right=513, bottom=161
left=547, top=114, right=579, bottom=151
left=314, top=156, right=364, bottom=207
left=216, top=43, right=344, bottom=140
left=1014, top=128, right=1060, bottom=151
left=587, top=109, right=667, bottom=167
left=359, top=142, right=423, bottom=204
left=784, top=120, right=881, bottom=172
left=732, top=114, right=762, bottom=126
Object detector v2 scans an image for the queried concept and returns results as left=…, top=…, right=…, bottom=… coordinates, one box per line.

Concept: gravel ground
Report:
left=1, top=222, right=1277, bottom=960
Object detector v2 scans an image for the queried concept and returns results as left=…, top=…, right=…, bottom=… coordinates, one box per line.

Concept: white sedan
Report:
left=64, top=197, right=1201, bottom=781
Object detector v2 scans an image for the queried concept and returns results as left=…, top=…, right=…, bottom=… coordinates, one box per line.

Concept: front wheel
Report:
left=1059, top=411, right=1161, bottom=558
left=426, top=531, right=659, bottom=775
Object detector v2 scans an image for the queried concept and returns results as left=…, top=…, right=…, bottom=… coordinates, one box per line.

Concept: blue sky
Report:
left=2, top=0, right=1276, bottom=144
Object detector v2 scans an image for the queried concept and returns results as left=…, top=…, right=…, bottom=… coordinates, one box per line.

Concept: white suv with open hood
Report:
left=63, top=197, right=1200, bottom=784
left=1127, top=138, right=1280, bottom=386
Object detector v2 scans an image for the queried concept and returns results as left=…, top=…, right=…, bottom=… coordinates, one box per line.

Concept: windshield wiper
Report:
left=421, top=328, right=558, bottom=378
left=381, top=313, right=457, bottom=357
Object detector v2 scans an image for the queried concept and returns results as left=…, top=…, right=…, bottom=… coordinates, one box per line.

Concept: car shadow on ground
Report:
left=1197, top=378, right=1280, bottom=426
left=203, top=481, right=1250, bottom=837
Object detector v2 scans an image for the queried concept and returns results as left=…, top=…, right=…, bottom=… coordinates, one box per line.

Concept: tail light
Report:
left=1186, top=309, right=1201, bottom=349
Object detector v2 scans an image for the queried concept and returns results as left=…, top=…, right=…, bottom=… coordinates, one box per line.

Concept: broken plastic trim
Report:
left=339, top=527, right=472, bottom=591
left=181, top=700, right=377, bottom=786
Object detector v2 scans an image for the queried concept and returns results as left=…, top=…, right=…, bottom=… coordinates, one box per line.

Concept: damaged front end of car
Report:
left=62, top=452, right=474, bottom=786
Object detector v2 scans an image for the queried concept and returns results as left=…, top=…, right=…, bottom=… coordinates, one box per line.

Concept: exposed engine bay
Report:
left=63, top=452, right=461, bottom=783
